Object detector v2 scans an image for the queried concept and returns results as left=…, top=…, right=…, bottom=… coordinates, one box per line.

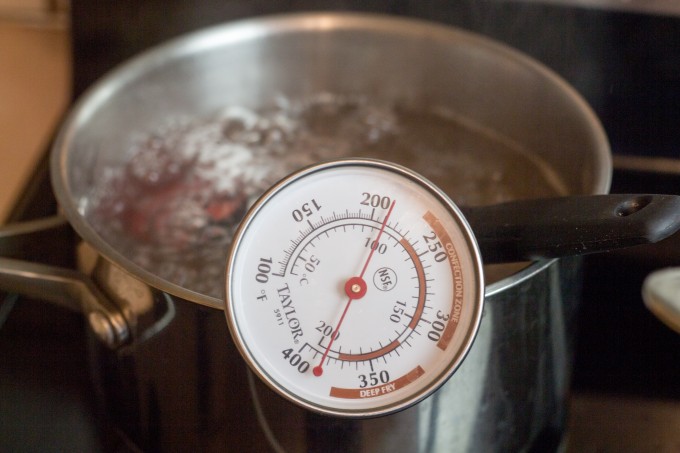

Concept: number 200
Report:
left=361, top=193, right=391, bottom=209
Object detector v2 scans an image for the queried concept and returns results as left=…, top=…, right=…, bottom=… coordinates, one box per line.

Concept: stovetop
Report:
left=577, top=163, right=680, bottom=399
left=70, top=0, right=680, bottom=159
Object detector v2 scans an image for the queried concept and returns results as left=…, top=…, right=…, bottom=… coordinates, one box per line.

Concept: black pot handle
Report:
left=461, top=194, right=680, bottom=264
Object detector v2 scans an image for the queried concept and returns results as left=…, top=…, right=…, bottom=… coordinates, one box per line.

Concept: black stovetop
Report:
left=70, top=0, right=680, bottom=159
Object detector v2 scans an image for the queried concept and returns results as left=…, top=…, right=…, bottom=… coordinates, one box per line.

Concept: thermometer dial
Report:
left=225, top=159, right=484, bottom=417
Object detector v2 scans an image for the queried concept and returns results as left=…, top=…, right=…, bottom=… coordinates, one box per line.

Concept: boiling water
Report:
left=87, top=94, right=566, bottom=299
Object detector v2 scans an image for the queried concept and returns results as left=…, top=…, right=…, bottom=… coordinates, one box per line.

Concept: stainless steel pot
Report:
left=0, top=13, right=611, bottom=452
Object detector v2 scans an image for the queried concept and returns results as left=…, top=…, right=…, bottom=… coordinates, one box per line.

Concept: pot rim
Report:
left=50, top=11, right=612, bottom=310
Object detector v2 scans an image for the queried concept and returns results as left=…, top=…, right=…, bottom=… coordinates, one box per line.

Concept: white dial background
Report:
left=225, top=160, right=484, bottom=417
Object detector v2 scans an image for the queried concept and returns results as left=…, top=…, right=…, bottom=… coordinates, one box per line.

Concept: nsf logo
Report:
left=373, top=267, right=397, bottom=291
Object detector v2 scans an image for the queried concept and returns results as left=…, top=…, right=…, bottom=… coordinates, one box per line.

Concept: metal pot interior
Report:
left=51, top=13, right=611, bottom=309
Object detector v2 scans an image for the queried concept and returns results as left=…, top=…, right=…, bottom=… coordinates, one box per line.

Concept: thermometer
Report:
left=225, top=158, right=484, bottom=417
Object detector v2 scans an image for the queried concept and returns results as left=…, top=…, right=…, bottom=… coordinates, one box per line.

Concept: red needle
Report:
left=313, top=200, right=396, bottom=377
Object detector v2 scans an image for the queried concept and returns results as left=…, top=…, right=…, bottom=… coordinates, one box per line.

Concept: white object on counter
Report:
left=643, top=267, right=680, bottom=334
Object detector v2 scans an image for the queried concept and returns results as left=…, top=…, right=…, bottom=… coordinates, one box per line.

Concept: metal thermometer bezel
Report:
left=224, top=158, right=485, bottom=418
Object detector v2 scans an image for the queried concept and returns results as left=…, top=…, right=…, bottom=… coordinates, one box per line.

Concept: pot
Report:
left=0, top=13, right=613, bottom=452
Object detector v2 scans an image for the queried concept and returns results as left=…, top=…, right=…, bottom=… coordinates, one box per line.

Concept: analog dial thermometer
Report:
left=225, top=159, right=484, bottom=417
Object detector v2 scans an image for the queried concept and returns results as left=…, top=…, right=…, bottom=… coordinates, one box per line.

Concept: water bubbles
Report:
left=86, top=93, right=562, bottom=299
left=127, top=135, right=188, bottom=188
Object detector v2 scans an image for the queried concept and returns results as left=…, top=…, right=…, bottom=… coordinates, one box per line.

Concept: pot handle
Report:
left=0, top=215, right=129, bottom=347
left=462, top=194, right=680, bottom=264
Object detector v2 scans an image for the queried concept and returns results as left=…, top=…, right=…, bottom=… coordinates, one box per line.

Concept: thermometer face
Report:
left=225, top=159, right=484, bottom=417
